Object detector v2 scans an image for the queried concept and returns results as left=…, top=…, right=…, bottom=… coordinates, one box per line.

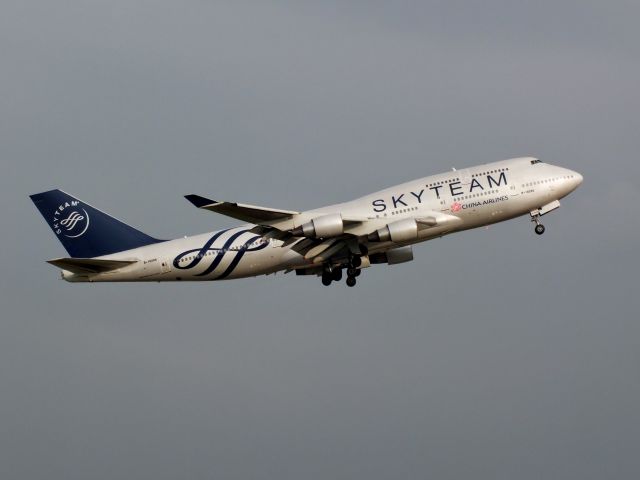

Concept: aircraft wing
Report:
left=47, top=258, right=137, bottom=274
left=185, top=194, right=299, bottom=224
left=185, top=194, right=460, bottom=264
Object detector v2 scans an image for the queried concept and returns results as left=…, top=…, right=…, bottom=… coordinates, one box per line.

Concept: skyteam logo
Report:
left=52, top=200, right=90, bottom=238
left=173, top=228, right=269, bottom=280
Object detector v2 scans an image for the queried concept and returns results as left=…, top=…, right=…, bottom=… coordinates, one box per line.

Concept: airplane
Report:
left=30, top=156, right=583, bottom=287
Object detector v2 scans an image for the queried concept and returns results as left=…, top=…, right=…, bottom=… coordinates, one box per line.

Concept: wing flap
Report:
left=47, top=258, right=137, bottom=274
left=304, top=239, right=339, bottom=260
left=311, top=240, right=348, bottom=264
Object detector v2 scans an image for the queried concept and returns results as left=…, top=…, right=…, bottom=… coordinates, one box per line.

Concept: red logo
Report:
left=451, top=202, right=462, bottom=212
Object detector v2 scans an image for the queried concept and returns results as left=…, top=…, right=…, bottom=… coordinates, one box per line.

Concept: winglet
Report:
left=184, top=194, right=217, bottom=208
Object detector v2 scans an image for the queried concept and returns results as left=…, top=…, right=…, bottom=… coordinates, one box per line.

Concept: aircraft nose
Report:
left=563, top=169, right=583, bottom=192
left=571, top=170, right=583, bottom=188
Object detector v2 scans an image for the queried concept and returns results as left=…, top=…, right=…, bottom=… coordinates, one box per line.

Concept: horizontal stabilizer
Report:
left=47, top=257, right=136, bottom=274
left=185, top=194, right=299, bottom=224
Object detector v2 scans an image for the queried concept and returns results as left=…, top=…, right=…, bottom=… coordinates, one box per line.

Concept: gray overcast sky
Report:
left=1, top=1, right=639, bottom=479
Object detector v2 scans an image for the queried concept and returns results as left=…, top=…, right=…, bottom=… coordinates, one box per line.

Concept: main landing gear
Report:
left=345, top=255, right=362, bottom=287
left=321, top=267, right=340, bottom=286
left=345, top=265, right=361, bottom=288
left=321, top=255, right=362, bottom=287
left=321, top=265, right=344, bottom=286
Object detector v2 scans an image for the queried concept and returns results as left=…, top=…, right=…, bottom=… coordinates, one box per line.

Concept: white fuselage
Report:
left=63, top=157, right=582, bottom=282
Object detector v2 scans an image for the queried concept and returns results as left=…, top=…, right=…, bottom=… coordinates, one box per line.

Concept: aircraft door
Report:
left=160, top=258, right=172, bottom=273
left=459, top=168, right=472, bottom=188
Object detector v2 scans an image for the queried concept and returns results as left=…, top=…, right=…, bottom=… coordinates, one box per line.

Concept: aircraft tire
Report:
left=332, top=268, right=343, bottom=282
left=535, top=224, right=546, bottom=235
left=346, top=276, right=357, bottom=287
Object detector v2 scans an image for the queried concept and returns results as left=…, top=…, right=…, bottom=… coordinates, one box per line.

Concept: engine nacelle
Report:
left=367, top=218, right=418, bottom=243
left=386, top=246, right=414, bottom=264
left=370, top=246, right=414, bottom=265
left=291, top=213, right=344, bottom=238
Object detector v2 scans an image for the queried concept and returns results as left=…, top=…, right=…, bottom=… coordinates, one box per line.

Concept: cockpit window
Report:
left=530, top=159, right=542, bottom=164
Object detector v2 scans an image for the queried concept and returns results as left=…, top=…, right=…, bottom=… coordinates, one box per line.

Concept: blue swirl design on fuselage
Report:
left=172, top=228, right=269, bottom=280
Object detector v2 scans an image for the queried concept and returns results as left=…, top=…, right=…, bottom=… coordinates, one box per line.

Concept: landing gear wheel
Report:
left=535, top=224, right=546, bottom=235
left=321, top=273, right=333, bottom=286
left=347, top=267, right=357, bottom=277
left=350, top=256, right=362, bottom=268
left=346, top=276, right=357, bottom=287
left=332, top=268, right=343, bottom=282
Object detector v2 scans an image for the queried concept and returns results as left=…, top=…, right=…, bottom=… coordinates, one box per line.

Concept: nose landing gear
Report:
left=531, top=212, right=546, bottom=235
left=530, top=201, right=561, bottom=235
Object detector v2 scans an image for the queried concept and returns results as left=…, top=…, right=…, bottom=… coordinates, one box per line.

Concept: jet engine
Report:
left=369, top=246, right=414, bottom=265
left=367, top=218, right=418, bottom=243
left=290, top=213, right=344, bottom=238
left=386, top=246, right=414, bottom=264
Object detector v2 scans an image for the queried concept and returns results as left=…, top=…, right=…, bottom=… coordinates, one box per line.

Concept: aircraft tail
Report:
left=30, top=189, right=163, bottom=258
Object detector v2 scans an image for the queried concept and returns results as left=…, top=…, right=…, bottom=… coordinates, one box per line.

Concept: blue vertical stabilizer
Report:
left=30, top=189, right=163, bottom=258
